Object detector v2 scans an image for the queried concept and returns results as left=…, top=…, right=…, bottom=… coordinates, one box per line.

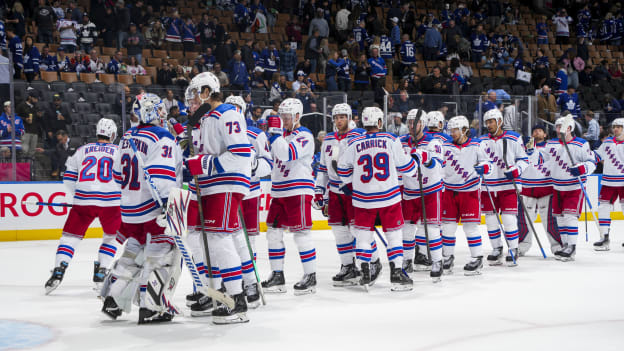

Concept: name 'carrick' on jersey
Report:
left=518, top=141, right=553, bottom=189
left=63, top=142, right=121, bottom=207
left=245, top=126, right=273, bottom=199
left=338, top=132, right=417, bottom=209
left=114, top=125, right=182, bottom=223
left=479, top=131, right=529, bottom=191
left=442, top=138, right=490, bottom=192
left=190, top=103, right=253, bottom=197
left=541, top=137, right=597, bottom=191
left=593, top=137, right=624, bottom=187
left=400, top=134, right=444, bottom=200
left=316, top=128, right=365, bottom=195
left=269, top=126, right=315, bottom=198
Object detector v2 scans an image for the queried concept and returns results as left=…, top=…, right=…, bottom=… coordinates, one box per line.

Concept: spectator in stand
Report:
left=325, top=50, right=340, bottom=91
left=353, top=20, right=370, bottom=53
left=240, top=39, right=255, bottom=70
left=286, top=15, right=303, bottom=48
left=57, top=9, right=78, bottom=53
left=44, top=94, right=71, bottom=145
left=0, top=101, right=25, bottom=154
left=337, top=49, right=353, bottom=92
left=368, top=45, right=387, bottom=103
left=387, top=112, right=408, bottom=135
left=487, top=0, right=503, bottom=28
left=17, top=92, right=43, bottom=155
left=454, top=57, right=473, bottom=81
left=234, top=0, right=251, bottom=32
left=558, top=86, right=581, bottom=119
left=251, top=66, right=268, bottom=90
left=247, top=105, right=265, bottom=128
left=261, top=41, right=280, bottom=80
left=583, top=111, right=600, bottom=148
left=229, top=50, right=249, bottom=91
left=309, top=8, right=329, bottom=38
left=40, top=46, right=59, bottom=72
left=32, top=0, right=57, bottom=44
left=68, top=1, right=82, bottom=23
left=156, top=61, right=175, bottom=85
left=579, top=65, right=594, bottom=87
left=269, top=73, right=286, bottom=103
left=6, top=27, right=23, bottom=79
left=537, top=85, right=558, bottom=123
left=390, top=17, right=401, bottom=49
left=604, top=93, right=622, bottom=124
left=296, top=58, right=313, bottom=77
left=342, top=33, right=360, bottom=62
left=181, top=16, right=198, bottom=53
left=593, top=60, right=611, bottom=82
left=609, top=62, right=622, bottom=78
left=423, top=24, right=442, bottom=61
left=51, top=0, right=64, bottom=19
left=552, top=9, right=572, bottom=45
left=250, top=7, right=268, bottom=33
left=318, top=38, right=330, bottom=74
left=5, top=2, right=26, bottom=39
left=295, top=84, right=315, bottom=114
left=87, top=49, right=105, bottom=73
left=144, top=19, right=165, bottom=49
left=197, top=13, right=215, bottom=50
left=77, top=13, right=97, bottom=53
left=22, top=36, right=40, bottom=82
left=50, top=129, right=81, bottom=178
left=100, top=6, right=116, bottom=47
left=280, top=42, right=297, bottom=81
left=553, top=63, right=568, bottom=94
left=162, top=89, right=179, bottom=113
left=353, top=53, right=370, bottom=91
left=423, top=66, right=449, bottom=95
left=114, top=0, right=131, bottom=50
left=335, top=6, right=351, bottom=43
left=124, top=23, right=145, bottom=64
left=124, top=56, right=145, bottom=77
left=292, top=71, right=306, bottom=92
left=216, top=34, right=237, bottom=72
left=106, top=50, right=123, bottom=74
left=130, top=0, right=144, bottom=28
left=443, top=19, right=463, bottom=53
left=471, top=24, right=488, bottom=63
left=536, top=15, right=549, bottom=44
left=164, top=10, right=183, bottom=51
left=212, top=62, right=229, bottom=88
left=305, top=29, right=322, bottom=74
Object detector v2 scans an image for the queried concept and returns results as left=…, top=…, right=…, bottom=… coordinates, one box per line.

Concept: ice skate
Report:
left=463, top=256, right=483, bottom=276
left=402, top=259, right=414, bottom=273
left=186, top=291, right=204, bottom=307
left=92, top=261, right=107, bottom=290
left=558, top=244, right=576, bottom=262
left=554, top=244, right=567, bottom=260
left=244, top=283, right=261, bottom=308
left=594, top=235, right=610, bottom=251
left=190, top=294, right=214, bottom=317
left=332, top=262, right=360, bottom=287
left=390, top=262, right=413, bottom=291
left=369, top=259, right=383, bottom=286
left=261, top=271, right=286, bottom=293
left=413, top=253, right=432, bottom=271
left=359, top=262, right=371, bottom=291
left=442, top=255, right=454, bottom=275
left=293, top=273, right=316, bottom=295
left=138, top=308, right=173, bottom=324
left=45, top=261, right=68, bottom=295
left=101, top=296, right=122, bottom=320
left=430, top=260, right=442, bottom=283
left=505, top=248, right=519, bottom=267
left=212, top=293, right=249, bottom=325
left=487, top=246, right=504, bottom=266
left=518, top=241, right=531, bottom=257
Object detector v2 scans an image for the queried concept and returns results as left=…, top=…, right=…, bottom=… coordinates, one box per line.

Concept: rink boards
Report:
left=0, top=176, right=622, bottom=241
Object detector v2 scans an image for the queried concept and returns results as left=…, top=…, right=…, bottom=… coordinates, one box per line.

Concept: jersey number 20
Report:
left=79, top=156, right=113, bottom=182
left=358, top=153, right=389, bottom=183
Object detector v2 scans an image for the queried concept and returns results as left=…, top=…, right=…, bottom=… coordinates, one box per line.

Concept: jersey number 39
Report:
left=358, top=153, right=389, bottom=183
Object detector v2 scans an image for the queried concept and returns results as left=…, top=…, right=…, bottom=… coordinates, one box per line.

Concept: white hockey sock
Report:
left=232, top=230, right=256, bottom=287
left=418, top=225, right=443, bottom=262
left=188, top=230, right=211, bottom=289
left=332, top=225, right=356, bottom=265
left=249, top=235, right=257, bottom=260
left=502, top=214, right=519, bottom=250
left=207, top=232, right=243, bottom=295
left=441, top=222, right=458, bottom=257
left=598, top=201, right=613, bottom=237
left=385, top=230, right=403, bottom=266
left=352, top=228, right=374, bottom=266
left=463, top=223, right=483, bottom=258
left=485, top=214, right=503, bottom=249
left=267, top=227, right=285, bottom=272
left=55, top=234, right=82, bottom=267
left=559, top=214, right=579, bottom=246
left=556, top=216, right=568, bottom=245
left=402, top=223, right=417, bottom=261
left=294, top=230, right=316, bottom=274
left=98, top=234, right=118, bottom=268
left=370, top=239, right=380, bottom=261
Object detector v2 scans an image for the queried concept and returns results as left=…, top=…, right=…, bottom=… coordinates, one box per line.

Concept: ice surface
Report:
left=2, top=223, right=624, bottom=351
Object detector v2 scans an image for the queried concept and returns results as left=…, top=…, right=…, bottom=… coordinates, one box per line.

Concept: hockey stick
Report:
left=126, top=135, right=235, bottom=308
left=480, top=174, right=516, bottom=265
left=373, top=227, right=388, bottom=247
left=416, top=162, right=432, bottom=260
left=559, top=134, right=600, bottom=239
left=21, top=201, right=72, bottom=207
left=503, top=139, right=547, bottom=259
left=237, top=207, right=266, bottom=306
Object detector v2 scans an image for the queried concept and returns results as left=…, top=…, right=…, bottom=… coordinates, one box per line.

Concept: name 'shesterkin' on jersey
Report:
left=355, top=138, right=388, bottom=152
left=121, top=137, right=148, bottom=154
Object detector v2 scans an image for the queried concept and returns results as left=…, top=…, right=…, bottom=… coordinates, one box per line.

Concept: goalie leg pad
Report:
left=142, top=246, right=183, bottom=316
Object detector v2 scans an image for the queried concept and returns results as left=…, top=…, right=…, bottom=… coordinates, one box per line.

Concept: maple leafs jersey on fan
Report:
left=113, top=126, right=182, bottom=223
left=63, top=142, right=121, bottom=207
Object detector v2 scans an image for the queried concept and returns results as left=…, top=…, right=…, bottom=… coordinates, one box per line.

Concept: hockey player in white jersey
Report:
left=400, top=109, right=444, bottom=281
left=592, top=118, right=624, bottom=251
left=101, top=93, right=183, bottom=324
left=183, top=72, right=253, bottom=323
left=424, top=110, right=452, bottom=143
left=45, top=118, right=121, bottom=294
left=224, top=94, right=272, bottom=307
left=541, top=115, right=598, bottom=261
left=480, top=108, right=529, bottom=266
left=517, top=125, right=562, bottom=255
left=262, top=98, right=318, bottom=295
left=315, top=103, right=384, bottom=286
left=440, top=115, right=489, bottom=275
left=337, top=106, right=417, bottom=291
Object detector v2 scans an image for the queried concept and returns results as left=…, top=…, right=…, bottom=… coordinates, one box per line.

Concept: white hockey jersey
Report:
left=541, top=137, right=597, bottom=191
left=442, top=138, right=490, bottom=192
left=245, top=126, right=273, bottom=199
left=269, top=126, right=315, bottom=198
left=113, top=125, right=182, bottom=223
left=63, top=142, right=121, bottom=207
left=518, top=141, right=553, bottom=189
left=338, top=132, right=417, bottom=209
left=189, top=103, right=252, bottom=197
left=594, top=137, right=624, bottom=187
left=479, top=131, right=529, bottom=191
left=400, top=134, right=444, bottom=200
left=316, top=128, right=365, bottom=195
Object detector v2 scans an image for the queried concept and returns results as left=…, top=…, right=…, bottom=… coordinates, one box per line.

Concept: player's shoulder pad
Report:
left=603, top=136, right=615, bottom=144
left=347, top=134, right=367, bottom=146
left=503, top=130, right=521, bottom=141
left=292, top=126, right=313, bottom=137
left=324, top=132, right=337, bottom=141
left=437, top=132, right=452, bottom=141
left=376, top=132, right=398, bottom=141
left=348, top=128, right=366, bottom=137
left=570, top=136, right=588, bottom=147
left=247, top=126, right=262, bottom=139
left=209, top=103, right=238, bottom=119
left=144, top=125, right=175, bottom=141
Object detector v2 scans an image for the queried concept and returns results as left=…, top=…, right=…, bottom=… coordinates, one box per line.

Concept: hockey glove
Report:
left=504, top=166, right=521, bottom=180
left=312, top=187, right=325, bottom=210
left=340, top=183, right=353, bottom=196
left=156, top=198, right=169, bottom=228
left=267, top=116, right=284, bottom=137
left=169, top=118, right=185, bottom=136
left=251, top=157, right=258, bottom=177
left=411, top=149, right=430, bottom=166
left=184, top=154, right=215, bottom=176
left=570, top=163, right=587, bottom=177
left=474, top=163, right=490, bottom=175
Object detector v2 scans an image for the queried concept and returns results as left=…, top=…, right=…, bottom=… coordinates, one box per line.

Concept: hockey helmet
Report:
left=225, top=95, right=246, bottom=115
left=332, top=103, right=352, bottom=119
left=426, top=110, right=445, bottom=129
left=185, top=72, right=221, bottom=106
left=96, top=118, right=117, bottom=141
left=361, top=107, right=384, bottom=128
left=278, top=98, right=304, bottom=125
